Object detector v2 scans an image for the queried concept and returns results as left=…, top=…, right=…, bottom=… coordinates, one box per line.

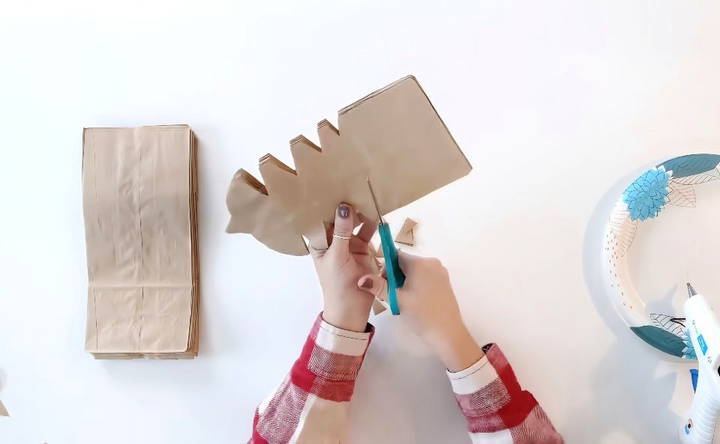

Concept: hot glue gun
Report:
left=681, top=283, right=720, bottom=443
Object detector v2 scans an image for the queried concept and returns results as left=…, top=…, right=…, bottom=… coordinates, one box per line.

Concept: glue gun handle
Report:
left=682, top=372, right=720, bottom=444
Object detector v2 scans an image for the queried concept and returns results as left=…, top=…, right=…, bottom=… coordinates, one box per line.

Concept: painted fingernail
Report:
left=360, top=278, right=373, bottom=290
left=338, top=204, right=350, bottom=218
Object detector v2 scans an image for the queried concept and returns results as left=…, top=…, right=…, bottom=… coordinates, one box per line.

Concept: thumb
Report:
left=357, top=274, right=387, bottom=300
left=396, top=250, right=418, bottom=272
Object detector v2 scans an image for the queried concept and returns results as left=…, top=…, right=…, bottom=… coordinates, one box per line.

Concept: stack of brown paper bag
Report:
left=82, top=125, right=199, bottom=359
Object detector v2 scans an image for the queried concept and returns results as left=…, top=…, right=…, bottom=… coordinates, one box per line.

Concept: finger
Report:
left=356, top=213, right=378, bottom=243
left=325, top=222, right=334, bottom=247
left=329, top=203, right=355, bottom=254
left=308, top=224, right=332, bottom=260
left=373, top=254, right=384, bottom=270
left=357, top=273, right=388, bottom=300
left=396, top=250, right=419, bottom=271
left=308, top=244, right=327, bottom=260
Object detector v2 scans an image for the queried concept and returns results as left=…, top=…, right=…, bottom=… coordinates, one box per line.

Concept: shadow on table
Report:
left=581, top=171, right=686, bottom=443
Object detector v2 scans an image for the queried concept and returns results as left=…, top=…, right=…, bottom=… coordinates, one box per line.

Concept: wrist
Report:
left=427, top=323, right=484, bottom=372
left=322, top=308, right=369, bottom=333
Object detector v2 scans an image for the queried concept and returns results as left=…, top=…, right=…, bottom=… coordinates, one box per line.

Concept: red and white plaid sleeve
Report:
left=448, top=344, right=563, bottom=444
left=249, top=313, right=374, bottom=444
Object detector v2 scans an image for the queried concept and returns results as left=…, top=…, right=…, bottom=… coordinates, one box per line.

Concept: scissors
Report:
left=366, top=178, right=406, bottom=315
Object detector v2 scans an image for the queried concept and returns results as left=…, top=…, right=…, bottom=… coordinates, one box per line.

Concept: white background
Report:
left=2, top=1, right=720, bottom=443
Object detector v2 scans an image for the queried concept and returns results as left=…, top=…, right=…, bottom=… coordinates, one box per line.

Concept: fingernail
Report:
left=338, top=204, right=350, bottom=218
left=360, top=278, right=373, bottom=290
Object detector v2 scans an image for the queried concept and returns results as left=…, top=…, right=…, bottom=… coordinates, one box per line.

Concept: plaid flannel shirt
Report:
left=249, top=314, right=562, bottom=443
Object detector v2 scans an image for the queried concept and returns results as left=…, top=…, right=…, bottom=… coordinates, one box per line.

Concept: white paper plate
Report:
left=603, top=154, right=720, bottom=359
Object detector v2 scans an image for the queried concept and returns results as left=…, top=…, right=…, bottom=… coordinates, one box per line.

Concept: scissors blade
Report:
left=366, top=178, right=384, bottom=223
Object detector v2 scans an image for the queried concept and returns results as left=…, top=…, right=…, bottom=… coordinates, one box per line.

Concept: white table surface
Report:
left=3, top=1, right=720, bottom=443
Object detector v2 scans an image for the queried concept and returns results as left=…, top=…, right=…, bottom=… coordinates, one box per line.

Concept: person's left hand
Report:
left=309, top=203, right=381, bottom=332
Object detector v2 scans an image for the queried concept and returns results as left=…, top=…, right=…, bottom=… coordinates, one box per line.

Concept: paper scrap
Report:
left=394, top=218, right=417, bottom=246
left=372, top=299, right=387, bottom=315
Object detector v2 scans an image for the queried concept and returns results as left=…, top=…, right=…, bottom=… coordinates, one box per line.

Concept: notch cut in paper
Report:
left=226, top=75, right=472, bottom=255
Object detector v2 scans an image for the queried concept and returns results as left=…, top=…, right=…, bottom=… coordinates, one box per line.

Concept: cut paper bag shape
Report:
left=226, top=75, right=472, bottom=254
left=0, top=400, right=8, bottom=417
left=394, top=218, right=417, bottom=246
left=82, top=125, right=199, bottom=359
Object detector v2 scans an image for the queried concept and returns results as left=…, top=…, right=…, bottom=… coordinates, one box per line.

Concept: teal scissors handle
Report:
left=378, top=223, right=405, bottom=315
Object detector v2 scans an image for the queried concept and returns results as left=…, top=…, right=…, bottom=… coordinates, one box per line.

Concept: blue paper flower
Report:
left=623, top=167, right=670, bottom=221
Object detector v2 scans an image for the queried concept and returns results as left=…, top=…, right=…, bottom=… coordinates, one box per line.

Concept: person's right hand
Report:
left=357, top=251, right=484, bottom=372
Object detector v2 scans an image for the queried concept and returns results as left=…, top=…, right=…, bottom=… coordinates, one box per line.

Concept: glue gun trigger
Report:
left=690, top=368, right=699, bottom=393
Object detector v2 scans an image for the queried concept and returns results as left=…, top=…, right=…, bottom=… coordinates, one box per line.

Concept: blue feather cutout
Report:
left=659, top=154, right=720, bottom=178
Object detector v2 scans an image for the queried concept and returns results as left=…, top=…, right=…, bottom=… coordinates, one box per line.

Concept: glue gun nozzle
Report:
left=687, top=282, right=698, bottom=298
